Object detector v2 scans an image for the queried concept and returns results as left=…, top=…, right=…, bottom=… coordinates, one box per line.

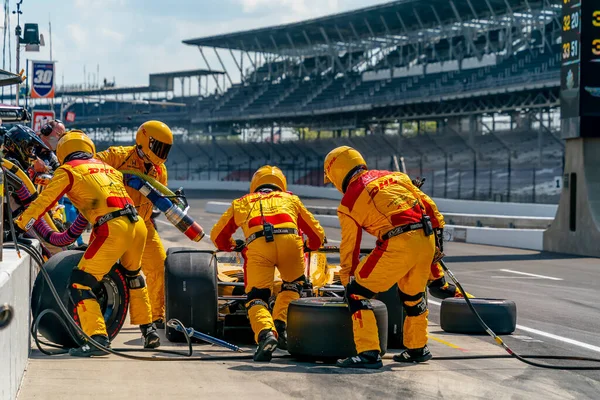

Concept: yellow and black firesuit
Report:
left=324, top=146, right=444, bottom=369
left=15, top=131, right=160, bottom=357
left=211, top=166, right=325, bottom=362
left=96, top=120, right=172, bottom=326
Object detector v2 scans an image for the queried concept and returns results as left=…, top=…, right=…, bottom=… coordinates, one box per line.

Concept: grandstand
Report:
left=14, top=0, right=565, bottom=203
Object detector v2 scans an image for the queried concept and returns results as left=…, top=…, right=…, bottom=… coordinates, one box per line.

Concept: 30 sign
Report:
left=30, top=61, right=55, bottom=98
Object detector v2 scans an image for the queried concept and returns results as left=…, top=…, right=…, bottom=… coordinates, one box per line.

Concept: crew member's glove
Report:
left=412, top=177, right=426, bottom=189
left=233, top=239, right=246, bottom=252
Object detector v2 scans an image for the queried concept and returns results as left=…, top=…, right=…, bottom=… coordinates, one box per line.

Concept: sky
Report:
left=0, top=0, right=390, bottom=90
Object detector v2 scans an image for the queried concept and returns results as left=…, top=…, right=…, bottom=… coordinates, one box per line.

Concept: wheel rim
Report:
left=95, top=277, right=120, bottom=328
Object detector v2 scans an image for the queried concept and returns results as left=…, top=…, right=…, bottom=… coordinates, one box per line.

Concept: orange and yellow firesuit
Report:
left=211, top=166, right=325, bottom=361
left=16, top=131, right=157, bottom=356
left=324, top=146, right=444, bottom=369
left=96, top=121, right=172, bottom=325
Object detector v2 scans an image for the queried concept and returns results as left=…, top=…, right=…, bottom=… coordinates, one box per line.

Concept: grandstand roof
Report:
left=183, top=0, right=535, bottom=54
left=149, top=69, right=225, bottom=79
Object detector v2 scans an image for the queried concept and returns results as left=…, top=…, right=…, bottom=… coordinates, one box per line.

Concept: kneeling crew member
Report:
left=15, top=131, right=160, bottom=357
left=324, top=146, right=444, bottom=369
left=211, top=166, right=325, bottom=362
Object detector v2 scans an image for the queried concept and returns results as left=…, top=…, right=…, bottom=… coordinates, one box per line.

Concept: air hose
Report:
left=10, top=240, right=262, bottom=361
left=438, top=260, right=600, bottom=370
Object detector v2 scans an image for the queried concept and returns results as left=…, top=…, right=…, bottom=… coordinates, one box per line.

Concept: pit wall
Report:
left=0, top=249, right=35, bottom=400
left=170, top=180, right=558, bottom=218
left=204, top=201, right=545, bottom=251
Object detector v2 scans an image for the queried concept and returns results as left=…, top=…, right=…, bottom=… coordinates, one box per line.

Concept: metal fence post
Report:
left=507, top=154, right=512, bottom=203
left=532, top=167, right=536, bottom=203
left=444, top=155, right=448, bottom=198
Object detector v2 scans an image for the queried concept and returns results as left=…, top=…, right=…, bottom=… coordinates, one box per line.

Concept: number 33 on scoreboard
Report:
left=594, top=11, right=600, bottom=27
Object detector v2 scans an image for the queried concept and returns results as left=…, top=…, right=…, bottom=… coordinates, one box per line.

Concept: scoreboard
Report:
left=561, top=0, right=600, bottom=138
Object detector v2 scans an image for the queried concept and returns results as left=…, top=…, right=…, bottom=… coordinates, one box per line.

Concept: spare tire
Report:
left=31, top=250, right=129, bottom=348
left=165, top=247, right=218, bottom=342
left=440, top=298, right=517, bottom=335
left=375, top=284, right=404, bottom=349
left=287, top=297, right=388, bottom=361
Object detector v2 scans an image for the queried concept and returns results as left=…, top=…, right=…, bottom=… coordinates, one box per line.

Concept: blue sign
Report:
left=31, top=61, right=55, bottom=98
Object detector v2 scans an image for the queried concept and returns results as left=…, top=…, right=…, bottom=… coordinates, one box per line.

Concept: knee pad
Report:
left=398, top=290, right=427, bottom=317
left=246, top=287, right=271, bottom=310
left=428, top=277, right=456, bottom=300
left=70, top=269, right=100, bottom=304
left=281, top=275, right=307, bottom=295
left=345, top=280, right=376, bottom=314
left=124, top=268, right=146, bottom=289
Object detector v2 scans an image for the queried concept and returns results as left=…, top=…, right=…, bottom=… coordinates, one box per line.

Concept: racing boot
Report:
left=393, top=345, right=432, bottom=363
left=336, top=350, right=383, bottom=369
left=274, top=319, right=288, bottom=350
left=69, top=335, right=110, bottom=357
left=153, top=318, right=165, bottom=329
left=254, top=329, right=278, bottom=362
left=140, top=323, right=161, bottom=349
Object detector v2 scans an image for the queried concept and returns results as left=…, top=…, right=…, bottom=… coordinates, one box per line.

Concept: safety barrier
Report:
left=204, top=201, right=545, bottom=251
left=171, top=180, right=558, bottom=216
left=0, top=248, right=35, bottom=400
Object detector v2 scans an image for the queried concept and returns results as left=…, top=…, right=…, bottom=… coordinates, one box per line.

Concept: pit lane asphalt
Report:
left=18, top=192, right=600, bottom=399
left=166, top=195, right=600, bottom=388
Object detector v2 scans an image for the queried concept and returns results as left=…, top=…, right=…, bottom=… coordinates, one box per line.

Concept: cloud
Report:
left=14, top=0, right=390, bottom=89
left=66, top=24, right=89, bottom=48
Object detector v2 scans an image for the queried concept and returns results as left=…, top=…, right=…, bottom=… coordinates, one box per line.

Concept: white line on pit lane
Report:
left=428, top=300, right=600, bottom=353
left=498, top=269, right=563, bottom=281
left=155, top=219, right=171, bottom=226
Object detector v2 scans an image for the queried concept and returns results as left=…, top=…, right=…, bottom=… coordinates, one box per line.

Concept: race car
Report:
left=164, top=246, right=401, bottom=359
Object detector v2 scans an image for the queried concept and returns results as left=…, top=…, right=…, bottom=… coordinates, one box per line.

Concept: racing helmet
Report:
left=250, top=165, right=287, bottom=193
left=135, top=120, right=173, bottom=165
left=323, top=146, right=367, bottom=193
left=3, top=124, right=49, bottom=164
left=56, top=130, right=96, bottom=164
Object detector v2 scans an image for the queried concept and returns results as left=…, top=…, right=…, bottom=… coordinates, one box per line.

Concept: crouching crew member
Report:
left=96, top=120, right=172, bottom=328
left=324, top=146, right=444, bottom=369
left=15, top=131, right=160, bottom=357
left=211, top=166, right=325, bottom=362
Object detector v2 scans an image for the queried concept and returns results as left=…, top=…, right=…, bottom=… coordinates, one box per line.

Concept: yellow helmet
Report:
left=250, top=165, right=287, bottom=193
left=135, top=120, right=173, bottom=165
left=56, top=130, right=96, bottom=164
left=323, top=146, right=367, bottom=193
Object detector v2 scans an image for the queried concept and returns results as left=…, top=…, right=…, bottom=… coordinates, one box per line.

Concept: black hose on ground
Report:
left=10, top=238, right=600, bottom=367
left=439, top=260, right=600, bottom=370
left=7, top=241, right=262, bottom=361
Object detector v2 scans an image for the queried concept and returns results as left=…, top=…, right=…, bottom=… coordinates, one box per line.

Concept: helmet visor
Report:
left=24, top=142, right=37, bottom=159
left=149, top=137, right=172, bottom=160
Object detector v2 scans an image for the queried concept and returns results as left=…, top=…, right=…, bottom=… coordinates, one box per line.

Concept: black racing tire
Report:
left=440, top=298, right=517, bottom=335
left=287, top=297, right=388, bottom=361
left=165, top=247, right=218, bottom=342
left=374, top=284, right=405, bottom=349
left=31, top=250, right=129, bottom=348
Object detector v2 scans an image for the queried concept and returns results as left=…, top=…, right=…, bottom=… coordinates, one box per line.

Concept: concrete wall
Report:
left=544, top=138, right=600, bottom=257
left=0, top=249, right=34, bottom=400
left=172, top=180, right=557, bottom=217
left=204, top=201, right=544, bottom=251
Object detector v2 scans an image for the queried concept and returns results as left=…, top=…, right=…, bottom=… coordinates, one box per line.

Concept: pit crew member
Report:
left=324, top=146, right=443, bottom=369
left=15, top=131, right=160, bottom=356
left=95, top=120, right=172, bottom=327
left=211, top=166, right=326, bottom=362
